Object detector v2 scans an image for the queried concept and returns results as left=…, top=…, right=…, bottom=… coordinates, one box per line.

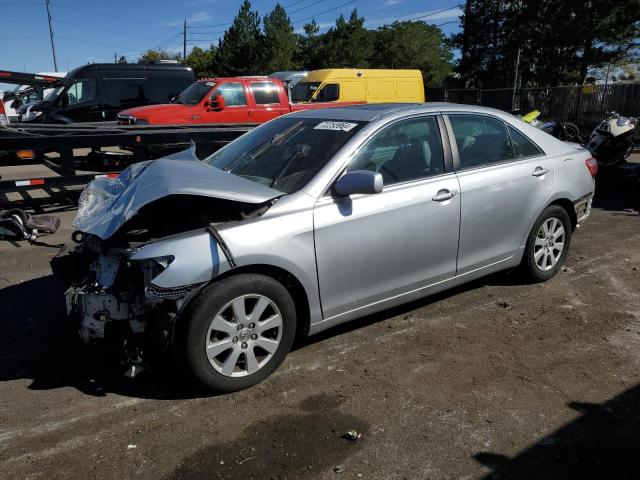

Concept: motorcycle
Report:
left=519, top=109, right=584, bottom=144
left=587, top=112, right=637, bottom=167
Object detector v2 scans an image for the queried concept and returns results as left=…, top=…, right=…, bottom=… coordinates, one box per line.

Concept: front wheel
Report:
left=178, top=274, right=297, bottom=392
left=521, top=206, right=572, bottom=282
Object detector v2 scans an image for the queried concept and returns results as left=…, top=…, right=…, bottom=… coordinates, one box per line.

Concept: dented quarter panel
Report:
left=130, top=229, right=232, bottom=288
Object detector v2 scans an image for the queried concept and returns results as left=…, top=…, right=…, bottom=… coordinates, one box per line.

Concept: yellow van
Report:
left=290, top=69, right=425, bottom=104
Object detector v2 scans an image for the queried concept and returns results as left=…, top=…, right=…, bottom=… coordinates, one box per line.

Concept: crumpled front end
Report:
left=54, top=228, right=233, bottom=372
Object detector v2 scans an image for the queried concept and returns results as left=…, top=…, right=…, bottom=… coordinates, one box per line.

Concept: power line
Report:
left=292, top=0, right=358, bottom=25
left=406, top=6, right=461, bottom=23
left=188, top=0, right=339, bottom=30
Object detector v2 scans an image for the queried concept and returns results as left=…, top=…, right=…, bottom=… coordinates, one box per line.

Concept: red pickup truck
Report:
left=117, top=77, right=361, bottom=125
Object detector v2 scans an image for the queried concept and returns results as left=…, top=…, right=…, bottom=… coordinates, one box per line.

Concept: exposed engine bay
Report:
left=53, top=192, right=277, bottom=375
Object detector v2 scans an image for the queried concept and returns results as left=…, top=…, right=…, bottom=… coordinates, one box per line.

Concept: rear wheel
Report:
left=179, top=274, right=296, bottom=392
left=521, top=206, right=572, bottom=282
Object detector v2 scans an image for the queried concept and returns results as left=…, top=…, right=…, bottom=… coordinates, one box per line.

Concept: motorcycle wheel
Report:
left=560, top=122, right=584, bottom=145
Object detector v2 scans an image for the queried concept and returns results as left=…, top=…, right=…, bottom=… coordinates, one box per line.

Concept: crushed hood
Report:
left=73, top=147, right=282, bottom=240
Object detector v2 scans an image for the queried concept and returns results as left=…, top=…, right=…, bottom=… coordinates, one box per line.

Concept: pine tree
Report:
left=217, top=0, right=262, bottom=75
left=261, top=4, right=298, bottom=72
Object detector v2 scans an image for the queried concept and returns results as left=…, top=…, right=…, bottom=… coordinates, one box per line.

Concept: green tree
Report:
left=261, top=4, right=298, bottom=72
left=454, top=0, right=640, bottom=87
left=296, top=20, right=324, bottom=69
left=319, top=9, right=374, bottom=68
left=117, top=55, right=128, bottom=64
left=186, top=46, right=218, bottom=77
left=217, top=0, right=262, bottom=75
left=372, top=21, right=453, bottom=87
left=137, top=49, right=180, bottom=64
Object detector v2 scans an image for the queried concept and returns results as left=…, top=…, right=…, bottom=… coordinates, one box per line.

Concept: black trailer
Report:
left=0, top=122, right=255, bottom=197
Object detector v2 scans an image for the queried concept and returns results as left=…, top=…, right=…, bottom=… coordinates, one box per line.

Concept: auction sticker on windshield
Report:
left=314, top=121, right=359, bottom=132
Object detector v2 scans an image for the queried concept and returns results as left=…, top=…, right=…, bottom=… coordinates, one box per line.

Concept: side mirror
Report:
left=334, top=170, right=383, bottom=196
left=207, top=94, right=225, bottom=111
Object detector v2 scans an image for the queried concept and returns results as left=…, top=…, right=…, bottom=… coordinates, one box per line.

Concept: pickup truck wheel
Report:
left=521, top=205, right=572, bottom=282
left=179, top=274, right=296, bottom=392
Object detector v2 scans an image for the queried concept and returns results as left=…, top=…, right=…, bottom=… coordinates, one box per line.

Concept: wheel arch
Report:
left=178, top=264, right=312, bottom=339
left=546, top=197, right=577, bottom=230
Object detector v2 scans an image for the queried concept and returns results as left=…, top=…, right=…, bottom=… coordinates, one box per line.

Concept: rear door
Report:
left=248, top=80, right=287, bottom=123
left=314, top=115, right=460, bottom=320
left=446, top=113, right=554, bottom=274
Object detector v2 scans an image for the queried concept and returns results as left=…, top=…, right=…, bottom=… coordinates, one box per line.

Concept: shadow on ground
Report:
left=0, top=268, right=522, bottom=400
left=474, top=384, right=640, bottom=480
left=165, top=392, right=367, bottom=480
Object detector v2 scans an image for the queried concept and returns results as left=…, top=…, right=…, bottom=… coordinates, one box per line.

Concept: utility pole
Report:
left=183, top=19, right=187, bottom=61
left=45, top=0, right=58, bottom=71
left=114, top=52, right=117, bottom=63
left=511, top=46, right=521, bottom=112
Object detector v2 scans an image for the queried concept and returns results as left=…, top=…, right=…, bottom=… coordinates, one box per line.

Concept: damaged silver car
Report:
left=53, top=104, right=596, bottom=392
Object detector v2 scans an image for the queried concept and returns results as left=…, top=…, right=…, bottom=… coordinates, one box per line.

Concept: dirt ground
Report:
left=0, top=159, right=639, bottom=480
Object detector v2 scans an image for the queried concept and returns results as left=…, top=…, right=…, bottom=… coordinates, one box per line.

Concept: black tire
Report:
left=177, top=273, right=296, bottom=392
left=521, top=205, right=572, bottom=282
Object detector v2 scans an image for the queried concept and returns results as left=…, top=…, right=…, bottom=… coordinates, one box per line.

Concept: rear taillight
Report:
left=0, top=99, right=7, bottom=126
left=585, top=157, right=598, bottom=177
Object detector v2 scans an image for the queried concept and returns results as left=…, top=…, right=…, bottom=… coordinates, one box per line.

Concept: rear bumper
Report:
left=574, top=192, right=593, bottom=224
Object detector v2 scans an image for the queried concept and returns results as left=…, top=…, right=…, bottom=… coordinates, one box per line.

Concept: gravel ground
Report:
left=0, top=159, right=639, bottom=480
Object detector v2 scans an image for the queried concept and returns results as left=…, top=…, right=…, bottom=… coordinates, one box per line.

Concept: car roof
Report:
left=287, top=103, right=514, bottom=122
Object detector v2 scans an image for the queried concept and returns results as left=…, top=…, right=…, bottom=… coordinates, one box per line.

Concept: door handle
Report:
left=432, top=189, right=456, bottom=202
left=532, top=167, right=549, bottom=177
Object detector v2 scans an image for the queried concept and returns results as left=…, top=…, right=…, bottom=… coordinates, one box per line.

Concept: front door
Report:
left=202, top=82, right=251, bottom=123
left=62, top=76, right=103, bottom=122
left=446, top=113, right=555, bottom=274
left=313, top=115, right=460, bottom=320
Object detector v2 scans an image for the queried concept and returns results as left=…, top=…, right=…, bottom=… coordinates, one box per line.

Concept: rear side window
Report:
left=103, top=78, right=148, bottom=104
left=348, top=116, right=445, bottom=185
left=448, top=114, right=514, bottom=169
left=508, top=126, right=543, bottom=158
left=250, top=81, right=279, bottom=104
left=215, top=83, right=247, bottom=106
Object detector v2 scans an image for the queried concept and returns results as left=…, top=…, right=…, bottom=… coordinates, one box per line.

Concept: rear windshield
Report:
left=290, top=82, right=320, bottom=102
left=173, top=81, right=213, bottom=105
left=204, top=117, right=364, bottom=193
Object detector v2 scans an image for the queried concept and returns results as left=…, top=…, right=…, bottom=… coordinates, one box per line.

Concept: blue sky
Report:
left=0, top=0, right=462, bottom=73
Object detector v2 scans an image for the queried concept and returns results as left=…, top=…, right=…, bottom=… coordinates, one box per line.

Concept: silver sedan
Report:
left=57, top=103, right=596, bottom=391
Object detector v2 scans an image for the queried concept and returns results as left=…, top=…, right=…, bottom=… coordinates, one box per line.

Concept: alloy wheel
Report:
left=205, top=294, right=283, bottom=377
left=534, top=217, right=565, bottom=271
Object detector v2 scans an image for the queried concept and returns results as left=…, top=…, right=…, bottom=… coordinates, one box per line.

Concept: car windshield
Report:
left=44, top=85, right=65, bottom=102
left=204, top=117, right=364, bottom=193
left=173, top=81, right=213, bottom=105
left=290, top=82, right=320, bottom=102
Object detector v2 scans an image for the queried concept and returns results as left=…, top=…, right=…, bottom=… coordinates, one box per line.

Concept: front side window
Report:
left=449, top=114, right=514, bottom=169
left=66, top=78, right=97, bottom=105
left=250, top=81, right=279, bottom=104
left=347, top=116, right=445, bottom=185
left=508, top=125, right=544, bottom=158
left=316, top=83, right=339, bottom=102
left=214, top=83, right=247, bottom=106
left=205, top=117, right=364, bottom=193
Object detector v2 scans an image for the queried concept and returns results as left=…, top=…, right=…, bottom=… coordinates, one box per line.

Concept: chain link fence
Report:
left=426, top=83, right=640, bottom=142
